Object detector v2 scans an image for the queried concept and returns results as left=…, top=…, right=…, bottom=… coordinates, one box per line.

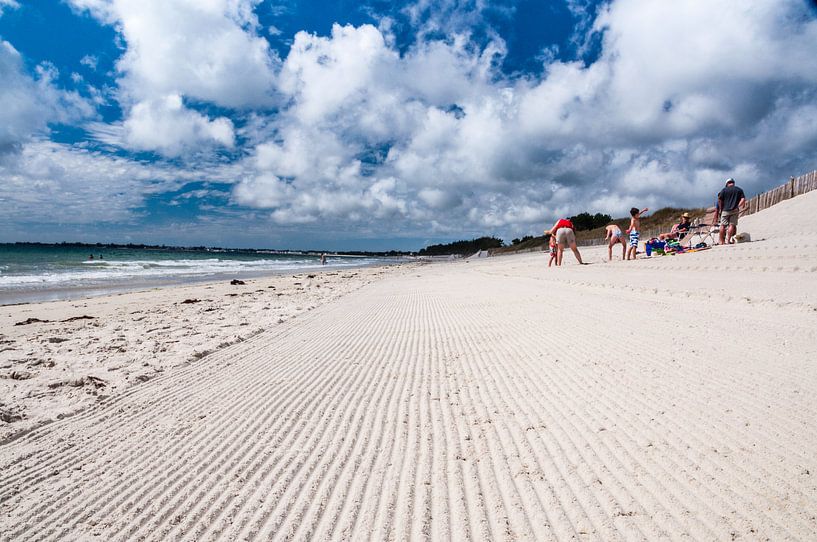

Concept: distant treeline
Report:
left=568, top=212, right=613, bottom=231
left=0, top=242, right=411, bottom=258
left=418, top=236, right=504, bottom=256
left=3, top=241, right=217, bottom=251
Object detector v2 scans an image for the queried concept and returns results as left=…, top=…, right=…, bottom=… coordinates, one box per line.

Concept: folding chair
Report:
left=683, top=207, right=719, bottom=247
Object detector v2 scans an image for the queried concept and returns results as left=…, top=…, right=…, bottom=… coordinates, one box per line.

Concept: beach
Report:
left=0, top=265, right=403, bottom=443
left=0, top=245, right=393, bottom=305
left=2, top=192, right=817, bottom=540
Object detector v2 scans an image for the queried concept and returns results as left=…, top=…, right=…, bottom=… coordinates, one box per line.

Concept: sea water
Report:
left=0, top=244, right=394, bottom=304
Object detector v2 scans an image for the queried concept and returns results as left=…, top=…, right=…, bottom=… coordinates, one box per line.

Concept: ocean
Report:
left=0, top=244, right=396, bottom=305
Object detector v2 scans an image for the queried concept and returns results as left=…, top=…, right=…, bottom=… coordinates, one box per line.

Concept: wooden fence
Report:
left=579, top=168, right=817, bottom=247
left=743, top=169, right=817, bottom=217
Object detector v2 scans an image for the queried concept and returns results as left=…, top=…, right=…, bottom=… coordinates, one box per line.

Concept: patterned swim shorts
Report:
left=629, top=230, right=640, bottom=247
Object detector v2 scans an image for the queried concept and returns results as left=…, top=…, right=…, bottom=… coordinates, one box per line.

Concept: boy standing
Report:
left=626, top=207, right=649, bottom=260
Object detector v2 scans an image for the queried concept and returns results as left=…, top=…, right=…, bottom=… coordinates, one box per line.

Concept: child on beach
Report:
left=626, top=207, right=649, bottom=260
left=605, top=224, right=627, bottom=261
left=546, top=234, right=558, bottom=267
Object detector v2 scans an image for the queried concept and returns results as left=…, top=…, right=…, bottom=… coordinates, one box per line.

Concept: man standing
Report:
left=717, top=178, right=746, bottom=245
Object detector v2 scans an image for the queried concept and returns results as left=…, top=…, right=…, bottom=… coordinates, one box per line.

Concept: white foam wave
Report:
left=0, top=257, right=381, bottom=289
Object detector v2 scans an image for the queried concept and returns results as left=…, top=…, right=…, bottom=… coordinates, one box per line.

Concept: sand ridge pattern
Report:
left=0, top=267, right=395, bottom=442
left=2, top=194, right=817, bottom=540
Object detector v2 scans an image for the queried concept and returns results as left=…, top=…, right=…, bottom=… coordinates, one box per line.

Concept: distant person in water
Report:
left=717, top=178, right=746, bottom=245
left=546, top=218, right=585, bottom=266
left=88, top=254, right=94, bottom=260
left=605, top=224, right=627, bottom=261
left=626, top=207, right=649, bottom=260
left=320, top=253, right=327, bottom=265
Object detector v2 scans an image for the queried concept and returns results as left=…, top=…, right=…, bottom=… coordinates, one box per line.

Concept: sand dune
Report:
left=1, top=192, right=817, bottom=540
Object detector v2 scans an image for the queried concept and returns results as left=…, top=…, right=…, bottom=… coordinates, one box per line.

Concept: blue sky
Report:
left=1, top=1, right=816, bottom=250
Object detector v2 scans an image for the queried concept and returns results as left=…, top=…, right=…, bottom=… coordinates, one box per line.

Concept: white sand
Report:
left=0, top=266, right=400, bottom=442
left=1, top=192, right=817, bottom=540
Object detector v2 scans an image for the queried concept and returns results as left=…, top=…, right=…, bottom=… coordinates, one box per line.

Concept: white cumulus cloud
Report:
left=91, top=94, right=236, bottom=157
left=69, top=0, right=278, bottom=156
left=0, top=41, right=94, bottom=153
left=228, top=0, right=817, bottom=240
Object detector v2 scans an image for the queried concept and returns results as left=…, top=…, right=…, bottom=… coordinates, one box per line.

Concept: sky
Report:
left=1, top=1, right=816, bottom=251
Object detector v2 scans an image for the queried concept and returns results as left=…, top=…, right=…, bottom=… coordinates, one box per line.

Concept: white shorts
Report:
left=555, top=228, right=575, bottom=246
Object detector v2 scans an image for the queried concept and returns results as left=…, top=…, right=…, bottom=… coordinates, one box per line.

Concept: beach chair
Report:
left=683, top=207, right=718, bottom=247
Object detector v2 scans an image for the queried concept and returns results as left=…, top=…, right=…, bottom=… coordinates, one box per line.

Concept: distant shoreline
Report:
left=0, top=241, right=413, bottom=258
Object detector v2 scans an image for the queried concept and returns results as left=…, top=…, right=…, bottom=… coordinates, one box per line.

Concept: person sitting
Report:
left=658, top=212, right=692, bottom=240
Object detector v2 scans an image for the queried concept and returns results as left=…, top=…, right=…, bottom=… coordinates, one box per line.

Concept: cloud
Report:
left=0, top=41, right=94, bottom=153
left=90, top=94, right=235, bottom=157
left=232, top=22, right=512, bottom=229
left=401, top=0, right=515, bottom=42
left=0, top=139, right=253, bottom=242
left=0, top=140, right=188, bottom=226
left=0, top=42, right=46, bottom=151
left=80, top=54, right=99, bottom=70
left=68, top=0, right=279, bottom=156
left=227, top=0, right=817, bottom=240
left=581, top=0, right=817, bottom=137
left=68, top=0, right=279, bottom=106
left=0, top=0, right=19, bottom=17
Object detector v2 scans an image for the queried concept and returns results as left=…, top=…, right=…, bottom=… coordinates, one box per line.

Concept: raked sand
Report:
left=0, top=266, right=400, bottom=443
left=2, top=191, right=817, bottom=540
